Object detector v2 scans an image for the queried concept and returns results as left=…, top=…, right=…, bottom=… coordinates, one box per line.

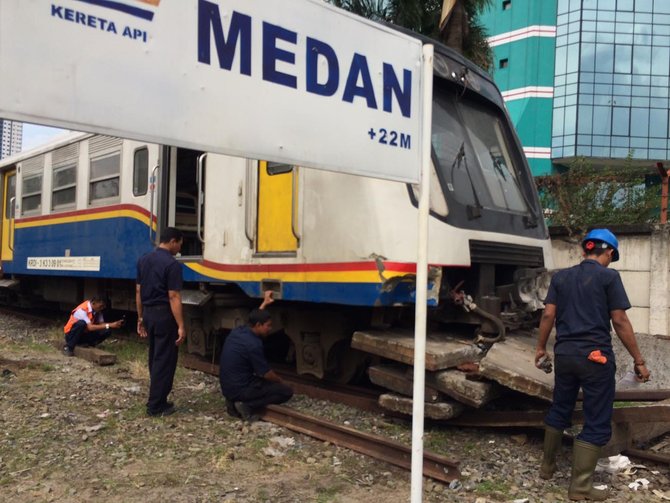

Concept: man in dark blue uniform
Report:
left=535, top=229, right=650, bottom=501
left=136, top=227, right=186, bottom=417
left=219, top=291, right=293, bottom=421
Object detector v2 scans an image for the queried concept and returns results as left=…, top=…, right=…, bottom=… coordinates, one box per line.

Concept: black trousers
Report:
left=234, top=377, right=293, bottom=410
left=144, top=305, right=178, bottom=413
left=65, top=320, right=110, bottom=349
left=545, top=354, right=616, bottom=446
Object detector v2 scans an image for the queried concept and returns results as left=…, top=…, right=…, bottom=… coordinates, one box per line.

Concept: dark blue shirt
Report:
left=136, top=248, right=182, bottom=306
left=545, top=259, right=631, bottom=359
left=219, top=325, right=271, bottom=400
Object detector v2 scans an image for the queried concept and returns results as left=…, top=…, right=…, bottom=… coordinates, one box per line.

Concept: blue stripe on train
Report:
left=5, top=217, right=154, bottom=278
left=5, top=218, right=432, bottom=307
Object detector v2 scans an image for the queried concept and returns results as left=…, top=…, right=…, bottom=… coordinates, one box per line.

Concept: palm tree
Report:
left=330, top=0, right=493, bottom=72
left=440, top=0, right=493, bottom=71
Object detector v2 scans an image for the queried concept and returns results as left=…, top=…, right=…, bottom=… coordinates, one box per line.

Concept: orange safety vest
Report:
left=63, top=300, right=95, bottom=334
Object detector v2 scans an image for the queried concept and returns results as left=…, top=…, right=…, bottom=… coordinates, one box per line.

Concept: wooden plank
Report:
left=623, top=448, right=670, bottom=465
left=446, top=402, right=670, bottom=428
left=379, top=393, right=464, bottom=420
left=53, top=341, right=116, bottom=366
left=352, top=329, right=482, bottom=371
left=368, top=364, right=442, bottom=402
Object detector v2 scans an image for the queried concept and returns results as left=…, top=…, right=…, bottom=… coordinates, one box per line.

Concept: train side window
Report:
left=267, top=161, right=293, bottom=175
left=22, top=174, right=42, bottom=214
left=52, top=164, right=77, bottom=210
left=89, top=152, right=120, bottom=203
left=133, top=147, right=148, bottom=196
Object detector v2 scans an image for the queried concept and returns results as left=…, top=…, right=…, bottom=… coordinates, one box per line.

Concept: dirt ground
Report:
left=0, top=329, right=420, bottom=503
left=1, top=316, right=669, bottom=502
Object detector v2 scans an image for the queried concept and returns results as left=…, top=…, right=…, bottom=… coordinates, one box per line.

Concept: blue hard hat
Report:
left=582, top=229, right=619, bottom=262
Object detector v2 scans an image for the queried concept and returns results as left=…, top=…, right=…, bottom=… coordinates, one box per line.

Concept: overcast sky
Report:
left=22, top=123, right=69, bottom=151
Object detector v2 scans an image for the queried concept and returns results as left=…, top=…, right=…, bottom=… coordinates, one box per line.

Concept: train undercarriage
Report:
left=0, top=259, right=552, bottom=409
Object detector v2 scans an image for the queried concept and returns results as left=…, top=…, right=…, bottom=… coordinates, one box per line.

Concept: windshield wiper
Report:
left=450, top=142, right=482, bottom=219
left=489, top=150, right=538, bottom=228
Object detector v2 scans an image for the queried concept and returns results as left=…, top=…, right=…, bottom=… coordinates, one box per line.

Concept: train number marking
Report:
left=27, top=256, right=101, bottom=272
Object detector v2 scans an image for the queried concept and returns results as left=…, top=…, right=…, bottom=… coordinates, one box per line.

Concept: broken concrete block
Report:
left=368, top=364, right=442, bottom=402
left=478, top=334, right=554, bottom=401
left=378, top=393, right=464, bottom=420
left=352, top=329, right=483, bottom=371
left=428, top=369, right=500, bottom=408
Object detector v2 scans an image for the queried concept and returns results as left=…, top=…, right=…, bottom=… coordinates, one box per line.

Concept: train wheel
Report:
left=324, top=340, right=368, bottom=384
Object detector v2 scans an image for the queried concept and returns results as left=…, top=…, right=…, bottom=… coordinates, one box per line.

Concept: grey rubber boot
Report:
left=568, top=439, right=608, bottom=501
left=539, top=425, right=563, bottom=480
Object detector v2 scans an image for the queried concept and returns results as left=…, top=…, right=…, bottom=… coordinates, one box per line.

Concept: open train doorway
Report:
left=159, top=147, right=205, bottom=258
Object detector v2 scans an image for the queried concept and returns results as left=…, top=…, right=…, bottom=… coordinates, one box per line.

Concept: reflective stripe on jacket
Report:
left=63, top=300, right=94, bottom=334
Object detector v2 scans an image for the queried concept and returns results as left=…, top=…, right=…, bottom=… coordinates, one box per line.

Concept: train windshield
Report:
left=432, top=92, right=529, bottom=215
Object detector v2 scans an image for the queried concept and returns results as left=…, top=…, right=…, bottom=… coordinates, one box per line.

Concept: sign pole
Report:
left=410, top=43, right=434, bottom=503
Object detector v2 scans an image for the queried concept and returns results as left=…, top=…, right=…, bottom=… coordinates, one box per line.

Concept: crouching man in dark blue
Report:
left=535, top=229, right=650, bottom=501
left=63, top=297, right=124, bottom=356
left=219, top=291, right=293, bottom=421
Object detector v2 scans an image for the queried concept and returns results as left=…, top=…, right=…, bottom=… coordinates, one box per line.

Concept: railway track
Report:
left=2, top=306, right=668, bottom=469
left=180, top=353, right=461, bottom=483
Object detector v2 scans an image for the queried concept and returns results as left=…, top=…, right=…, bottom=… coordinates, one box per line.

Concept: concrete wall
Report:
left=550, top=225, right=670, bottom=336
left=550, top=225, right=670, bottom=386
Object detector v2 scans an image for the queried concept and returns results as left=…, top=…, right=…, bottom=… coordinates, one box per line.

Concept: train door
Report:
left=1, top=170, right=16, bottom=264
left=256, top=161, right=299, bottom=254
left=157, top=147, right=205, bottom=257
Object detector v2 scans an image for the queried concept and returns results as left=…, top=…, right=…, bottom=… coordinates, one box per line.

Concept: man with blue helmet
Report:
left=535, top=228, right=650, bottom=501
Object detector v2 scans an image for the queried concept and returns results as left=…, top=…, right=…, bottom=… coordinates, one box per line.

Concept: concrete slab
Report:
left=352, top=329, right=483, bottom=371
left=368, top=365, right=442, bottom=402
left=428, top=369, right=501, bottom=408
left=378, top=393, right=464, bottom=420
left=613, top=333, right=670, bottom=389
left=478, top=334, right=554, bottom=401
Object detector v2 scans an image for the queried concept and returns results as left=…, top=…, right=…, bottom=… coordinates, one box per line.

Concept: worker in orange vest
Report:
left=63, top=296, right=124, bottom=356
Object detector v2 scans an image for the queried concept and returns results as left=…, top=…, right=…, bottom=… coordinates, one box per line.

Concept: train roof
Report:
left=0, top=130, right=93, bottom=169
left=385, top=22, right=506, bottom=110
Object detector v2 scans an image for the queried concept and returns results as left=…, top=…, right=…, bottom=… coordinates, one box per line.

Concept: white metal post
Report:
left=410, top=43, right=434, bottom=503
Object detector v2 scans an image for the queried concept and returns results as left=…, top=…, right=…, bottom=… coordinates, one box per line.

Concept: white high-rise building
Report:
left=0, top=120, right=23, bottom=159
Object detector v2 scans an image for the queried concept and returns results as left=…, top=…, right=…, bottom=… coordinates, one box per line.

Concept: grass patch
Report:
left=613, top=401, right=648, bottom=408
left=122, top=402, right=149, bottom=421
left=26, top=362, right=55, bottom=372
left=475, top=479, right=511, bottom=497
left=103, top=339, right=147, bottom=363
left=248, top=437, right=269, bottom=452
left=316, top=483, right=344, bottom=502
left=423, top=429, right=452, bottom=452
left=23, top=340, right=55, bottom=353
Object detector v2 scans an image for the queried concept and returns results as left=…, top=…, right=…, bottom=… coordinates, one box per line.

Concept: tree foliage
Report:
left=329, top=0, right=493, bottom=71
left=535, top=156, right=660, bottom=237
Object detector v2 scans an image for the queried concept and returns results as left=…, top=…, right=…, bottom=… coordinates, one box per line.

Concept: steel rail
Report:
left=180, top=354, right=387, bottom=413
left=262, top=405, right=460, bottom=483
left=180, top=353, right=461, bottom=482
left=0, top=306, right=58, bottom=325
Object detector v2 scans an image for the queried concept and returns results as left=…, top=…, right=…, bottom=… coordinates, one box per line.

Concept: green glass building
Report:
left=479, top=0, right=670, bottom=176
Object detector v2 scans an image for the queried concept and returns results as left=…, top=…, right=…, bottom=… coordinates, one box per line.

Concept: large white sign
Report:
left=0, top=0, right=423, bottom=183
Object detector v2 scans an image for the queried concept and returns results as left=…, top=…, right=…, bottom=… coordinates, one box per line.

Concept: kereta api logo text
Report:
left=51, top=0, right=160, bottom=42
left=74, top=0, right=160, bottom=21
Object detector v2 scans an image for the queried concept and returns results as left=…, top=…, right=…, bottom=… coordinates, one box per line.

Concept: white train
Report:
left=0, top=39, right=552, bottom=382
